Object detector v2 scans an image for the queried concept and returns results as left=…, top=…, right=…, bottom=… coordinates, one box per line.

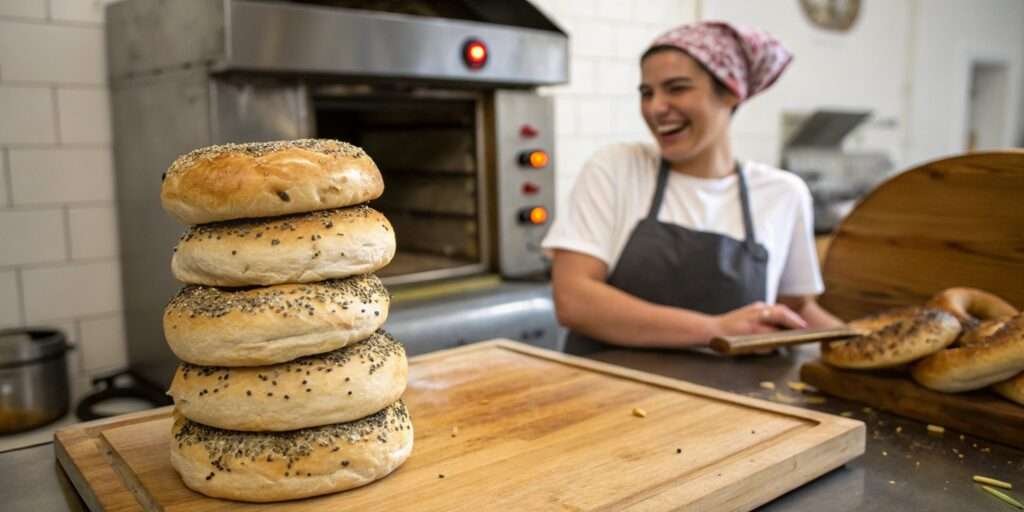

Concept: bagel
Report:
left=161, top=139, right=384, bottom=225
left=168, top=330, right=407, bottom=431
left=993, top=372, right=1024, bottom=406
left=821, top=307, right=960, bottom=369
left=926, top=287, right=1018, bottom=323
left=911, top=314, right=1024, bottom=392
left=171, top=206, right=395, bottom=287
left=958, top=317, right=1012, bottom=347
left=164, top=274, right=389, bottom=367
left=170, top=400, right=413, bottom=502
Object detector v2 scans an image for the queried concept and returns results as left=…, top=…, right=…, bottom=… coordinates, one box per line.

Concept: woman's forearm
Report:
left=554, top=275, right=717, bottom=348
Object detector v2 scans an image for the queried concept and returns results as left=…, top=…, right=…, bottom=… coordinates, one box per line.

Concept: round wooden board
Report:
left=820, top=150, right=1024, bottom=320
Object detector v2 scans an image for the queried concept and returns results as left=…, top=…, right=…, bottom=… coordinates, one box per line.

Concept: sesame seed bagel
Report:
left=993, top=372, right=1024, bottom=406
left=171, top=206, right=395, bottom=287
left=161, top=139, right=384, bottom=225
left=170, top=400, right=413, bottom=503
left=164, top=274, right=389, bottom=367
left=822, top=307, right=961, bottom=369
left=911, top=313, right=1024, bottom=393
left=168, top=330, right=407, bottom=431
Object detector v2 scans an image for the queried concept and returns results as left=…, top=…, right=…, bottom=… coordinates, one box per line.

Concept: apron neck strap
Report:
left=648, top=159, right=759, bottom=245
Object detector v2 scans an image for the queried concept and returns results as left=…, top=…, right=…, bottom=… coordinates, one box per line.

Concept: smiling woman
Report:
left=543, top=21, right=842, bottom=355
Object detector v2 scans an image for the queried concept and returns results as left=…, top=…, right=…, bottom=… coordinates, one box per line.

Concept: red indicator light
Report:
left=463, top=39, right=488, bottom=70
left=522, top=181, right=540, bottom=195
left=520, top=124, right=539, bottom=138
left=518, top=150, right=549, bottom=169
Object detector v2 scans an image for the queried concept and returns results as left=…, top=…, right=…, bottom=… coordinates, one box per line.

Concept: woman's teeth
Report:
left=656, top=122, right=688, bottom=135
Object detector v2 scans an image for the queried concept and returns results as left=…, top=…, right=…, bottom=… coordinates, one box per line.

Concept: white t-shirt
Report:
left=542, top=142, right=824, bottom=303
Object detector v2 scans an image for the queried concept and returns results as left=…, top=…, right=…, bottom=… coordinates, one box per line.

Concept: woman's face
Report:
left=639, top=50, right=738, bottom=165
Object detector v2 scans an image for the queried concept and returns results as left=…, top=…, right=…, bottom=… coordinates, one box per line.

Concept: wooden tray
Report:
left=56, top=341, right=864, bottom=511
left=801, top=360, right=1024, bottom=449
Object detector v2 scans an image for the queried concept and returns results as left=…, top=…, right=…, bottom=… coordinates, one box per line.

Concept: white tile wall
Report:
left=9, top=147, right=114, bottom=204
left=21, top=260, right=122, bottom=322
left=79, top=313, right=127, bottom=373
left=0, top=20, right=105, bottom=84
left=0, top=208, right=67, bottom=266
left=57, top=87, right=111, bottom=144
left=68, top=205, right=119, bottom=259
left=0, top=0, right=47, bottom=20
left=0, top=86, right=57, bottom=144
left=0, top=270, right=21, bottom=328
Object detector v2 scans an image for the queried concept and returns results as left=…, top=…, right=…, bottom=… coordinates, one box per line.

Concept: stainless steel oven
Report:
left=107, top=0, right=569, bottom=387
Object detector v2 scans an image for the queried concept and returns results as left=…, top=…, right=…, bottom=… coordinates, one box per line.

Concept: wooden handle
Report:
left=710, top=326, right=860, bottom=355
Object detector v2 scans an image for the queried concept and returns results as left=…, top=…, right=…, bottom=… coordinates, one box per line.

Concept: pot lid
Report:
left=0, top=328, right=68, bottom=365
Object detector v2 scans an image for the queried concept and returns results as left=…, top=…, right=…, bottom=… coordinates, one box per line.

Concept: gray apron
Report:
left=564, top=159, right=768, bottom=355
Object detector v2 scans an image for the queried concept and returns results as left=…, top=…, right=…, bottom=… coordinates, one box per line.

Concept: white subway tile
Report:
left=57, top=87, right=111, bottom=144
left=613, top=97, right=647, bottom=136
left=572, top=20, right=616, bottom=58
left=617, top=25, right=653, bottom=60
left=0, top=86, right=57, bottom=144
left=68, top=205, right=119, bottom=259
left=0, top=209, right=67, bottom=266
left=567, top=57, right=598, bottom=94
left=554, top=96, right=577, bottom=136
left=598, top=60, right=637, bottom=96
left=79, top=313, right=127, bottom=373
left=0, top=270, right=21, bottom=328
left=577, top=98, right=614, bottom=135
left=9, top=147, right=114, bottom=204
left=51, top=0, right=112, bottom=24
left=0, top=1, right=46, bottom=19
left=595, top=0, right=631, bottom=20
left=22, top=260, right=122, bottom=322
left=632, top=0, right=690, bottom=25
left=0, top=21, right=105, bottom=84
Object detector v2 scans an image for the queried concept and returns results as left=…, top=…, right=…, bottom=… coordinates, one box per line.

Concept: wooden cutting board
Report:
left=800, top=361, right=1024, bottom=449
left=56, top=340, right=864, bottom=512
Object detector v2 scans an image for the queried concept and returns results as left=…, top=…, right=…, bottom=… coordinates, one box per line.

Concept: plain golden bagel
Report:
left=171, top=206, right=395, bottom=287
left=992, top=372, right=1024, bottom=406
left=821, top=307, right=961, bottom=369
left=164, top=274, right=389, bottom=367
left=911, top=314, right=1024, bottom=393
left=170, top=400, right=413, bottom=502
left=168, top=330, right=407, bottom=431
left=161, top=139, right=384, bottom=225
left=926, top=287, right=1018, bottom=323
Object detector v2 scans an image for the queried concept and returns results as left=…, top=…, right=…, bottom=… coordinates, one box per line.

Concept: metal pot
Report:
left=0, top=328, right=73, bottom=435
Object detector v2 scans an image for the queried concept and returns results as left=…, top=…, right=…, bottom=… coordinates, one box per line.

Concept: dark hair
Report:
left=640, top=45, right=732, bottom=98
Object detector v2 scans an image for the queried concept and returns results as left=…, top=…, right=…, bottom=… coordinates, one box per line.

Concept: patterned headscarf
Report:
left=646, top=21, right=793, bottom=103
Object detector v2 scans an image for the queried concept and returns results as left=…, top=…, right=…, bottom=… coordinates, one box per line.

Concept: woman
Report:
left=543, top=22, right=841, bottom=355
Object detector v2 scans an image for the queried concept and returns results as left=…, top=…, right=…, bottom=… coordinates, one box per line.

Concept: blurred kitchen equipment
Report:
left=0, top=328, right=73, bottom=435
left=782, top=110, right=892, bottom=233
left=106, top=0, right=568, bottom=388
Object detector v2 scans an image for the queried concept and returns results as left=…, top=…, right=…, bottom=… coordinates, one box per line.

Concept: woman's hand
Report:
left=713, top=301, right=808, bottom=337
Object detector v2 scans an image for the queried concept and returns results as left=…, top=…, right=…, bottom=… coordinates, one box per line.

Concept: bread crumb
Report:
left=896, top=426, right=902, bottom=433
left=840, top=411, right=854, bottom=417
left=451, top=426, right=459, bottom=438
left=804, top=396, right=827, bottom=405
left=759, top=381, right=776, bottom=390
left=882, top=451, right=888, bottom=456
left=889, top=480, right=896, bottom=485
left=632, top=407, right=647, bottom=418
left=787, top=381, right=815, bottom=393
left=927, top=424, right=945, bottom=434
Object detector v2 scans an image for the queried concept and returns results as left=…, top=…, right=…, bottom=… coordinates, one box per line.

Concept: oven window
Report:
left=314, top=92, right=483, bottom=281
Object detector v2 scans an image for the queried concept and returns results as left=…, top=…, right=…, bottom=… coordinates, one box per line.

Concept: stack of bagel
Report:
left=822, top=287, right=1024, bottom=406
left=159, top=139, right=413, bottom=502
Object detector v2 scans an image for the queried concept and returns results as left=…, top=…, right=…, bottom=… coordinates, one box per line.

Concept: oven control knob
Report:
left=522, top=181, right=540, bottom=195
left=518, top=206, right=549, bottom=225
left=519, top=124, right=539, bottom=138
left=518, top=150, right=549, bottom=169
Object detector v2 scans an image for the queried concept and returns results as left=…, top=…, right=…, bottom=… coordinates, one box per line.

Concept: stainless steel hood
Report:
left=107, top=0, right=568, bottom=86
